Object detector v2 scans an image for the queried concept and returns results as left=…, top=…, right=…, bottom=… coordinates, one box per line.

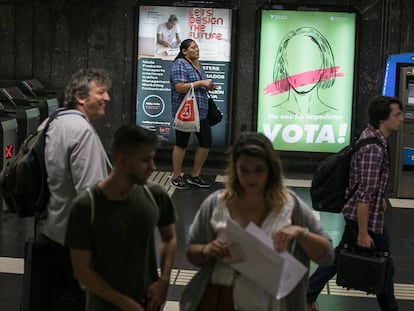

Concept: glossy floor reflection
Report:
left=1, top=172, right=414, bottom=310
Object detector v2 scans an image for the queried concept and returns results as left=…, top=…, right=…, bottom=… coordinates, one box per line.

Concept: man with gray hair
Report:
left=34, top=68, right=112, bottom=310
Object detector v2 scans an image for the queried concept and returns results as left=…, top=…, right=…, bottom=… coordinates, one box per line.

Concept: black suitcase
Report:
left=20, top=234, right=54, bottom=311
left=336, top=245, right=389, bottom=294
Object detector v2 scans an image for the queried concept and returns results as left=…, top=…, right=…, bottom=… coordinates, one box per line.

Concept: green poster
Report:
left=257, top=10, right=356, bottom=153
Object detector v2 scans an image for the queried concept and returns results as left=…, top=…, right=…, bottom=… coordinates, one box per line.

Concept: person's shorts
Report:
left=175, top=118, right=212, bottom=148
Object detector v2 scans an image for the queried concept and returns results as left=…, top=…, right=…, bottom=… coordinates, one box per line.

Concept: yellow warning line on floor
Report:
left=0, top=257, right=24, bottom=274
left=325, top=279, right=414, bottom=300
left=148, top=171, right=175, bottom=196
left=4, top=263, right=412, bottom=303
left=161, top=269, right=414, bottom=301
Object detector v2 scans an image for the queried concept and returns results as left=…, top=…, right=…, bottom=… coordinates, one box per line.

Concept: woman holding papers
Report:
left=181, top=132, right=334, bottom=311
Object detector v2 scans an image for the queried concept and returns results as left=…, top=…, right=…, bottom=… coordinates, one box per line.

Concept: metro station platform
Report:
left=1, top=172, right=414, bottom=310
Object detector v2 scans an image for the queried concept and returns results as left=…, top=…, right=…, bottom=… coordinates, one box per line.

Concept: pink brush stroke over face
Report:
left=264, top=66, right=344, bottom=96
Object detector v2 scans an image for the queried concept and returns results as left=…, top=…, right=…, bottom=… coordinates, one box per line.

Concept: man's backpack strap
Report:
left=353, top=137, right=383, bottom=152
left=346, top=136, right=384, bottom=200
left=87, top=185, right=158, bottom=225
left=34, top=110, right=70, bottom=209
left=144, top=184, right=158, bottom=211
left=86, top=187, right=95, bottom=224
left=144, top=184, right=161, bottom=225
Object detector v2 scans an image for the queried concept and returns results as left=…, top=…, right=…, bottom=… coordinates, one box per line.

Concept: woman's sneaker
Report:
left=186, top=176, right=211, bottom=188
left=171, top=176, right=189, bottom=189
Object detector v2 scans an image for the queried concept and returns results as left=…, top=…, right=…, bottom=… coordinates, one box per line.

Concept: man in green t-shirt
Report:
left=66, top=125, right=177, bottom=311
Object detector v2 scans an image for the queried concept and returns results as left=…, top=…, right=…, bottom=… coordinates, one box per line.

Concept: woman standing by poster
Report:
left=170, top=39, right=216, bottom=189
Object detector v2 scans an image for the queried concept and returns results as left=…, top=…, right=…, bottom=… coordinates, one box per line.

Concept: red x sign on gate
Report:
left=5, top=144, right=13, bottom=159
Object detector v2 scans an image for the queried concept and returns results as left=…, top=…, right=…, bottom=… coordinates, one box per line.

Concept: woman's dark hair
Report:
left=223, top=132, right=287, bottom=212
left=367, top=95, right=403, bottom=129
left=174, top=39, right=195, bottom=61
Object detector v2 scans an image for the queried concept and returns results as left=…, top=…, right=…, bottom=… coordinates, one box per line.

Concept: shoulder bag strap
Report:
left=185, top=59, right=202, bottom=80
left=185, top=59, right=212, bottom=100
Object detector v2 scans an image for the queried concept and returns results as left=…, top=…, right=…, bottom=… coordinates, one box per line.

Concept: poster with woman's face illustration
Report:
left=257, top=10, right=356, bottom=153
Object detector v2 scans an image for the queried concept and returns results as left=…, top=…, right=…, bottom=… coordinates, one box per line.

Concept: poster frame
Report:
left=254, top=3, right=360, bottom=155
left=132, top=0, right=238, bottom=151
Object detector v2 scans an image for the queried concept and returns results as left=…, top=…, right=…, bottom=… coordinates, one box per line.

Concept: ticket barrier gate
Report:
left=17, top=78, right=60, bottom=98
left=0, top=84, right=57, bottom=122
left=0, top=103, right=40, bottom=152
left=0, top=115, right=18, bottom=212
left=0, top=79, right=59, bottom=120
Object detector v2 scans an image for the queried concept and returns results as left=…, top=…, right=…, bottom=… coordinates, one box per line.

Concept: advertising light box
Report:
left=257, top=8, right=357, bottom=153
left=135, top=4, right=233, bottom=148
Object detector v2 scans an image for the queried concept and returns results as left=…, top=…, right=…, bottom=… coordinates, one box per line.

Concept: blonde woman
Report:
left=181, top=132, right=334, bottom=311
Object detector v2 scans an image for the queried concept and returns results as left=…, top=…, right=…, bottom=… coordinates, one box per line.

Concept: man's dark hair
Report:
left=174, top=39, right=195, bottom=61
left=111, top=124, right=159, bottom=157
left=367, top=95, right=403, bottom=129
left=64, top=68, right=112, bottom=108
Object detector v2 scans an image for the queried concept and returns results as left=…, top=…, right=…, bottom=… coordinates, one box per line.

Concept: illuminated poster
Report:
left=136, top=5, right=232, bottom=147
left=257, top=9, right=356, bottom=153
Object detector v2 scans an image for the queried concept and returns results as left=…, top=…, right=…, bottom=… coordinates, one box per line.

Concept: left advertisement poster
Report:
left=135, top=5, right=232, bottom=147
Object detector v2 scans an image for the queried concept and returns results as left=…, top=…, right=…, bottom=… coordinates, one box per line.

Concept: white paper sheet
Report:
left=219, top=220, right=284, bottom=296
left=245, top=223, right=308, bottom=299
left=219, top=220, right=307, bottom=299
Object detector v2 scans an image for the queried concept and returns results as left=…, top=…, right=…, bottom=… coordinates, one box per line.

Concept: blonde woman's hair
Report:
left=223, top=132, right=287, bottom=212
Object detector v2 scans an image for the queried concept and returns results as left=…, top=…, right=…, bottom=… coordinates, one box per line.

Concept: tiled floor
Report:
left=1, top=172, right=414, bottom=310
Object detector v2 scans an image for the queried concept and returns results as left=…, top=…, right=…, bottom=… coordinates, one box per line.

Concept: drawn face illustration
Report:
left=285, top=35, right=323, bottom=94
left=266, top=27, right=340, bottom=98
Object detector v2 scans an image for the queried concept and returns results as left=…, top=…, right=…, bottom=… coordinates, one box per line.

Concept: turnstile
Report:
left=18, top=78, right=60, bottom=98
left=0, top=115, right=18, bottom=212
left=12, top=79, right=59, bottom=117
left=0, top=84, right=57, bottom=121
left=0, top=103, right=40, bottom=151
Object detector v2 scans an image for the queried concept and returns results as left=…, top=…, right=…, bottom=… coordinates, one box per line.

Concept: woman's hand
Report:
left=203, top=239, right=230, bottom=259
left=273, top=225, right=333, bottom=263
left=187, top=240, right=230, bottom=266
left=272, top=225, right=304, bottom=252
left=202, top=79, right=217, bottom=91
